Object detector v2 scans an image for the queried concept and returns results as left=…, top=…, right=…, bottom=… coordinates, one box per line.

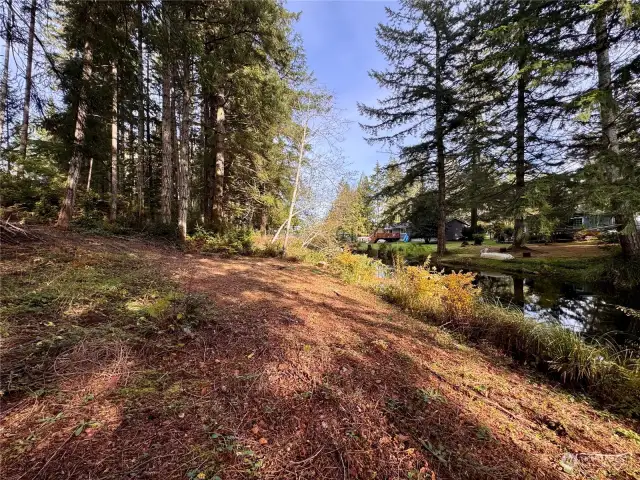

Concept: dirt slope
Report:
left=1, top=229, right=638, bottom=479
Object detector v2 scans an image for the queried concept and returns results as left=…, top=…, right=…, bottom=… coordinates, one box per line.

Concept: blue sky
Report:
left=288, top=0, right=395, bottom=176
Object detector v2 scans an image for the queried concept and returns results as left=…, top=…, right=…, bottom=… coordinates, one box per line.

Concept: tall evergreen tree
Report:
left=359, top=0, right=467, bottom=255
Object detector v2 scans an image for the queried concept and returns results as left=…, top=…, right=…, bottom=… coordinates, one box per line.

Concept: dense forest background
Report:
left=0, top=0, right=639, bottom=257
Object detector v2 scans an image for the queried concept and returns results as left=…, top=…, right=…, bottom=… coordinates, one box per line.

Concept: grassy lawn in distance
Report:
left=354, top=239, right=635, bottom=287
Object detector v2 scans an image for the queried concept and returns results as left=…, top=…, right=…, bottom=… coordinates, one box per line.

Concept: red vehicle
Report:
left=370, top=231, right=403, bottom=243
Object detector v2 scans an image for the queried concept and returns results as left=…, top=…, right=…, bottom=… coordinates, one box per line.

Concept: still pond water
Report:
left=471, top=270, right=640, bottom=348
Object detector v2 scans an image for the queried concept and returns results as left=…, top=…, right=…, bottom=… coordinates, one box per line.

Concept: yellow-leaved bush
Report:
left=330, top=250, right=381, bottom=287
left=329, top=251, right=478, bottom=321
left=381, top=260, right=478, bottom=320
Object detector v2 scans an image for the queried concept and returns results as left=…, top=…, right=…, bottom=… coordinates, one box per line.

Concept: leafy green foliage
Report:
left=0, top=148, right=66, bottom=219
left=187, top=226, right=255, bottom=255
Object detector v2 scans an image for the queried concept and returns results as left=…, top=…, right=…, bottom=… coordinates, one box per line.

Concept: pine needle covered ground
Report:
left=1, top=228, right=639, bottom=480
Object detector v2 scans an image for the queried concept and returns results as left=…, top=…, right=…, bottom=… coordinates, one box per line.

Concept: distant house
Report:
left=383, top=222, right=411, bottom=235
left=369, top=223, right=411, bottom=243
left=445, top=219, right=469, bottom=241
left=569, top=213, right=617, bottom=230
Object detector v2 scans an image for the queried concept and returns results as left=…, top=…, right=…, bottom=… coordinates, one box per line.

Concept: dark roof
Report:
left=446, top=219, right=469, bottom=226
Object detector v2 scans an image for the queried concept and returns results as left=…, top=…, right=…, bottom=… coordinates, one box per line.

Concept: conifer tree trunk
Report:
left=470, top=147, right=479, bottom=232
left=19, top=0, right=37, bottom=160
left=594, top=5, right=638, bottom=255
left=212, top=93, right=226, bottom=232
left=0, top=0, right=12, bottom=152
left=260, top=209, right=268, bottom=235
left=513, top=17, right=528, bottom=249
left=110, top=63, right=118, bottom=222
left=203, top=91, right=215, bottom=226
left=145, top=50, right=152, bottom=216
left=177, top=56, right=192, bottom=241
left=171, top=82, right=178, bottom=203
left=594, top=7, right=619, bottom=156
left=136, top=1, right=145, bottom=219
left=160, top=14, right=173, bottom=225
left=56, top=39, right=93, bottom=229
left=434, top=24, right=446, bottom=256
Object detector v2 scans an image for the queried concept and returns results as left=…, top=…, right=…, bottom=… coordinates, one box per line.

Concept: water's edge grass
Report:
left=328, top=251, right=640, bottom=418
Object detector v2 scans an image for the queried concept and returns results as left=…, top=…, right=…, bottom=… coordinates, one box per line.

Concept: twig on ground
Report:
left=20, top=431, right=74, bottom=480
left=290, top=446, right=325, bottom=465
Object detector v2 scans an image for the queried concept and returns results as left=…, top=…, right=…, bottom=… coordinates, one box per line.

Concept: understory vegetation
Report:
left=327, top=250, right=640, bottom=416
left=4, top=232, right=640, bottom=479
left=0, top=244, right=204, bottom=398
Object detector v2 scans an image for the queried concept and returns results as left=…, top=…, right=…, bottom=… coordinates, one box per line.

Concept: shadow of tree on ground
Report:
left=1, top=230, right=638, bottom=479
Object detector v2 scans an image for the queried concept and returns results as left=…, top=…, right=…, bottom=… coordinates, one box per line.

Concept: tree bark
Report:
left=594, top=7, right=619, bottom=156
left=470, top=147, right=479, bottom=231
left=434, top=25, right=446, bottom=256
left=135, top=1, right=145, bottom=219
left=470, top=207, right=478, bottom=232
left=212, top=93, right=226, bottom=232
left=0, top=0, right=12, bottom=153
left=594, top=5, right=638, bottom=255
left=203, top=90, right=215, bottom=225
left=145, top=46, right=152, bottom=216
left=283, top=123, right=306, bottom=256
left=56, top=39, right=93, bottom=229
left=18, top=0, right=37, bottom=160
left=260, top=208, right=268, bottom=235
left=620, top=232, right=640, bottom=258
left=160, top=4, right=173, bottom=226
left=513, top=19, right=528, bottom=249
left=109, top=63, right=118, bottom=223
left=177, top=52, right=192, bottom=241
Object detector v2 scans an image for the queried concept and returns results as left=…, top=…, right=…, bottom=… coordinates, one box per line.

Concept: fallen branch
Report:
left=0, top=220, right=40, bottom=245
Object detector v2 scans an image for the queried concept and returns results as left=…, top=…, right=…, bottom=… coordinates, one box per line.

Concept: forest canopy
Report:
left=0, top=0, right=639, bottom=257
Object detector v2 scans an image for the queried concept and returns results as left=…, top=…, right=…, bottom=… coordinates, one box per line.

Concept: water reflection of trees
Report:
left=476, top=273, right=640, bottom=348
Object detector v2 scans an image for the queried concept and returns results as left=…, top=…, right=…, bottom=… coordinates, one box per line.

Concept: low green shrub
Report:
left=261, top=242, right=281, bottom=258
left=472, top=233, right=485, bottom=245
left=283, top=239, right=328, bottom=264
left=187, top=226, right=255, bottom=255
